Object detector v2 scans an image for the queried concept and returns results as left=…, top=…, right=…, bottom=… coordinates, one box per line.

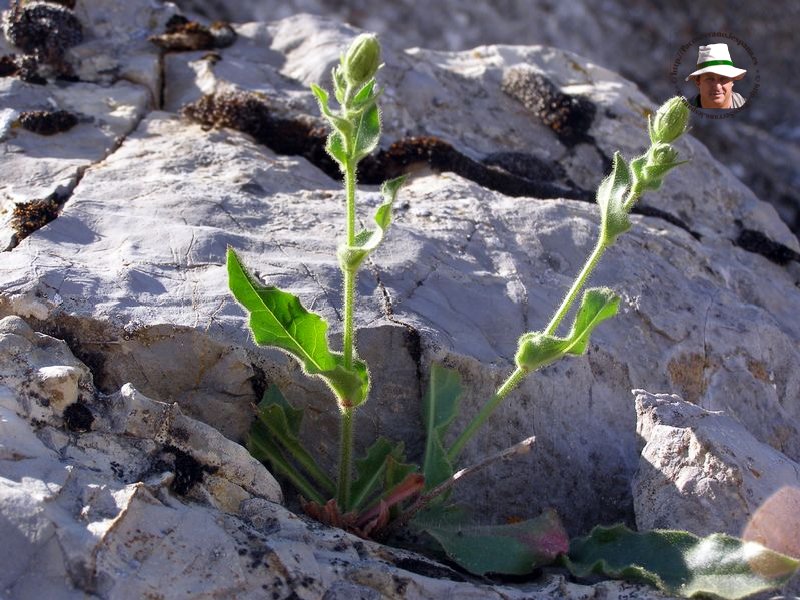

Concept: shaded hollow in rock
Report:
left=182, top=91, right=590, bottom=201
left=501, top=65, right=596, bottom=146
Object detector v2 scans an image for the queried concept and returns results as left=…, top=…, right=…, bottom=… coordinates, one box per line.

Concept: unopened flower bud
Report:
left=342, top=33, right=381, bottom=87
left=646, top=142, right=680, bottom=167
left=649, top=96, right=690, bottom=144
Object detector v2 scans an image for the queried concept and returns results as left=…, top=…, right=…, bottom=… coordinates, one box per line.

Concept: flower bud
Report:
left=342, top=33, right=381, bottom=88
left=649, top=96, right=690, bottom=144
left=646, top=142, right=680, bottom=167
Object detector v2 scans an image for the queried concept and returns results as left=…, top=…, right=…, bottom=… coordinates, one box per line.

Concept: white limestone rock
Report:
left=1, top=4, right=800, bottom=543
left=0, top=316, right=674, bottom=600
left=632, top=390, right=800, bottom=547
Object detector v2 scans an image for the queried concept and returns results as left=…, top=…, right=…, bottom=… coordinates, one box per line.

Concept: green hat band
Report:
left=698, top=59, right=734, bottom=68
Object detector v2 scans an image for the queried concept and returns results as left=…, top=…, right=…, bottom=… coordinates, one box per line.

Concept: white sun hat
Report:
left=685, top=43, right=747, bottom=81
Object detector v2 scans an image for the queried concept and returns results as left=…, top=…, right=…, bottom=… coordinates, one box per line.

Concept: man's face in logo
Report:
left=695, top=73, right=734, bottom=108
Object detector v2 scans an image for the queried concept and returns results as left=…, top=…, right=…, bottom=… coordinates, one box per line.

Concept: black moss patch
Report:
left=736, top=227, right=800, bottom=266
left=182, top=91, right=590, bottom=201
left=11, top=198, right=60, bottom=241
left=0, top=54, right=19, bottom=77
left=158, top=445, right=218, bottom=496
left=18, top=109, right=78, bottom=135
left=63, top=402, right=93, bottom=432
left=3, top=0, right=82, bottom=67
left=502, top=66, right=596, bottom=147
left=150, top=15, right=236, bottom=51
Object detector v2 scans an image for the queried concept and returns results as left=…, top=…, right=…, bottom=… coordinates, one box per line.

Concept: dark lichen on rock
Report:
left=1, top=0, right=83, bottom=77
left=18, top=109, right=78, bottom=134
left=150, top=14, right=236, bottom=51
left=156, top=445, right=218, bottom=496
left=501, top=65, right=596, bottom=146
left=63, top=401, right=94, bottom=432
left=11, top=197, right=60, bottom=240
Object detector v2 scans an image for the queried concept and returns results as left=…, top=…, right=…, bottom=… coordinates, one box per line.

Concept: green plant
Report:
left=227, top=35, right=799, bottom=597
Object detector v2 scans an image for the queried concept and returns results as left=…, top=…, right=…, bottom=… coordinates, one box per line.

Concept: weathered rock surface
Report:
left=633, top=390, right=800, bottom=546
left=170, top=0, right=800, bottom=236
left=1, top=2, right=799, bottom=598
left=632, top=390, right=800, bottom=596
left=1, top=316, right=675, bottom=599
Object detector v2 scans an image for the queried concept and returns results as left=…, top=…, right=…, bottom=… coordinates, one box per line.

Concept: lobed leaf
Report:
left=227, top=248, right=369, bottom=406
left=597, top=151, right=632, bottom=243
left=565, top=524, right=800, bottom=599
left=413, top=506, right=569, bottom=575
left=421, top=363, right=462, bottom=490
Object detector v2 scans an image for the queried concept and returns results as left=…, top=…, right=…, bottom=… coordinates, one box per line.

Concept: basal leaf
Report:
left=563, top=287, right=619, bottom=355
left=227, top=248, right=369, bottom=406
left=413, top=507, right=569, bottom=575
left=350, top=437, right=400, bottom=511
left=422, top=363, right=463, bottom=490
left=259, top=384, right=303, bottom=435
left=247, top=419, right=325, bottom=504
left=338, top=175, right=406, bottom=272
left=251, top=391, right=335, bottom=496
left=597, top=151, right=632, bottom=244
left=565, top=524, right=800, bottom=599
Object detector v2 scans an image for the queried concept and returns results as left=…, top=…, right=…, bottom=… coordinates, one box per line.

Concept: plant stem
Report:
left=337, top=162, right=358, bottom=506
left=447, top=366, right=527, bottom=462
left=337, top=407, right=354, bottom=509
left=544, top=237, right=607, bottom=336
left=343, top=161, right=357, bottom=370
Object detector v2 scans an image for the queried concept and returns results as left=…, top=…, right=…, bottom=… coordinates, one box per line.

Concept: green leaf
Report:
left=326, top=131, right=347, bottom=169
left=597, top=151, right=632, bottom=244
left=248, top=420, right=326, bottom=504
left=256, top=391, right=335, bottom=494
left=311, top=83, right=353, bottom=139
left=350, top=437, right=399, bottom=511
left=338, top=175, right=406, bottom=272
left=351, top=79, right=379, bottom=111
left=422, top=363, right=462, bottom=490
left=515, top=288, right=619, bottom=371
left=565, top=524, right=800, bottom=599
left=563, top=287, right=620, bottom=355
left=514, top=331, right=569, bottom=372
left=351, top=102, right=381, bottom=163
left=413, top=506, right=569, bottom=575
left=227, top=247, right=369, bottom=406
left=247, top=386, right=334, bottom=499
left=260, top=384, right=303, bottom=435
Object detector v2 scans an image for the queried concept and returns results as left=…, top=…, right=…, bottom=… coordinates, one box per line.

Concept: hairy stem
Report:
left=447, top=366, right=527, bottom=462
left=343, top=162, right=357, bottom=370
left=337, top=407, right=354, bottom=509
left=545, top=237, right=607, bottom=336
